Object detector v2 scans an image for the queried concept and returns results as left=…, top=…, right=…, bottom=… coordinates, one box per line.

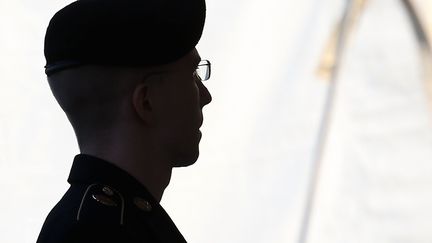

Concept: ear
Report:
left=132, top=81, right=153, bottom=124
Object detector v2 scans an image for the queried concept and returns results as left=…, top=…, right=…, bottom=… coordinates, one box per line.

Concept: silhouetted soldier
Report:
left=37, top=0, right=212, bottom=242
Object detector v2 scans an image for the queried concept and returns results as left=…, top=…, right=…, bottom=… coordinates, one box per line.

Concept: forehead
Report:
left=137, top=49, right=201, bottom=75
left=163, top=48, right=201, bottom=71
left=188, top=48, right=202, bottom=66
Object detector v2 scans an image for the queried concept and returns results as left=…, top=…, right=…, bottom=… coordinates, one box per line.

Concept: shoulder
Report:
left=45, top=183, right=125, bottom=225
left=37, top=154, right=183, bottom=242
left=75, top=183, right=125, bottom=224
left=37, top=183, right=142, bottom=243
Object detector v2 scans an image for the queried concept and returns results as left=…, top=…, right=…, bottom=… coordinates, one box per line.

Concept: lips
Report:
left=199, top=120, right=203, bottom=127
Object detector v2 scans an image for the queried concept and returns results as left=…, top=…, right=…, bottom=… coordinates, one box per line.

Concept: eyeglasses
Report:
left=196, top=60, right=211, bottom=81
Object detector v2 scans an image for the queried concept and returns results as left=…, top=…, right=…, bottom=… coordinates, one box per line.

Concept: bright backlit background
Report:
left=1, top=0, right=431, bottom=242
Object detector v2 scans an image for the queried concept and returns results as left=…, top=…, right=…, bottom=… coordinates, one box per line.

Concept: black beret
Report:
left=44, top=0, right=206, bottom=76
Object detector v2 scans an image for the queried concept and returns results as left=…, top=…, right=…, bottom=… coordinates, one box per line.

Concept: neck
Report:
left=80, top=139, right=173, bottom=202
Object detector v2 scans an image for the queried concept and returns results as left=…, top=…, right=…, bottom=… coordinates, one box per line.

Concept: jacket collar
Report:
left=67, top=154, right=155, bottom=201
left=67, top=154, right=187, bottom=243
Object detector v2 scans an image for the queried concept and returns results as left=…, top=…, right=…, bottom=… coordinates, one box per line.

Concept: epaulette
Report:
left=75, top=183, right=154, bottom=226
left=76, top=183, right=126, bottom=225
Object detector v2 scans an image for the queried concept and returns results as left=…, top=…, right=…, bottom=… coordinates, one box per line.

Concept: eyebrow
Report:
left=194, top=57, right=202, bottom=67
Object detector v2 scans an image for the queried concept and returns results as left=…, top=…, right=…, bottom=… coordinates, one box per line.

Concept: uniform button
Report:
left=134, top=197, right=152, bottom=212
left=102, top=186, right=114, bottom=196
left=92, top=194, right=118, bottom=207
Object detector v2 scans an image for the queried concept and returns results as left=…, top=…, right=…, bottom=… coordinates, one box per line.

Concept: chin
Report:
left=171, top=150, right=200, bottom=167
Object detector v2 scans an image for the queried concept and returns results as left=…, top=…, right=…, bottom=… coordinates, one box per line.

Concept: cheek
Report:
left=175, top=79, right=200, bottom=109
left=161, top=85, right=199, bottom=124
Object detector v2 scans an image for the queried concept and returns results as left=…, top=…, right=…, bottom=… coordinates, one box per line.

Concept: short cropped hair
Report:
left=47, top=66, right=145, bottom=144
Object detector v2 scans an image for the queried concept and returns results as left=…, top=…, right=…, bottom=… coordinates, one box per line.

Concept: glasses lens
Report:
left=197, top=60, right=211, bottom=81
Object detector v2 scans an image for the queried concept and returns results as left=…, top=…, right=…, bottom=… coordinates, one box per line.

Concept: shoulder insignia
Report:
left=76, top=184, right=125, bottom=225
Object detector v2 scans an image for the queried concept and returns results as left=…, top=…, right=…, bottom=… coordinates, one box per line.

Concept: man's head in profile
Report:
left=44, top=0, right=212, bottom=201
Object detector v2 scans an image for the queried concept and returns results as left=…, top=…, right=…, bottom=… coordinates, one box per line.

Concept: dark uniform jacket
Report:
left=37, top=154, right=187, bottom=243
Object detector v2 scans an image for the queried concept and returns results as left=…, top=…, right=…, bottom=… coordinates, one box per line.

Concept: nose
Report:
left=198, top=81, right=212, bottom=108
